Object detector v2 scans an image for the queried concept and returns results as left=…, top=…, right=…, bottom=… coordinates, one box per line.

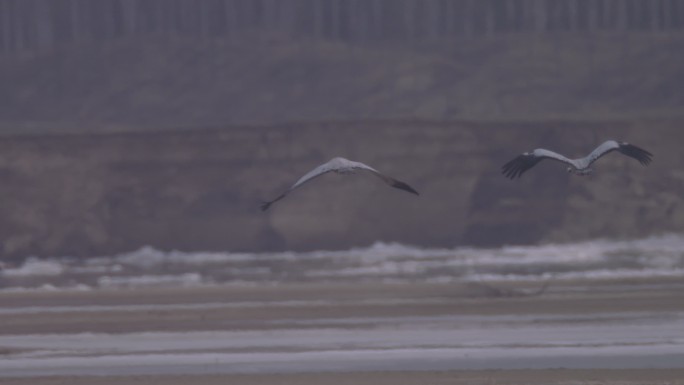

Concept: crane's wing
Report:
left=261, top=161, right=337, bottom=211
left=585, top=140, right=653, bottom=167
left=502, top=149, right=575, bottom=179
left=352, top=162, right=420, bottom=195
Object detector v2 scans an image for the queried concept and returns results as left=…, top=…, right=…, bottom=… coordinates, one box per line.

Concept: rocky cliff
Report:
left=0, top=119, right=680, bottom=260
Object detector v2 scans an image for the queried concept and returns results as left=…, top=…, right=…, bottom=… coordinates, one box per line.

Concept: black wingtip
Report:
left=501, top=157, right=524, bottom=179
left=620, top=143, right=653, bottom=166
left=392, top=180, right=420, bottom=196
left=260, top=192, right=288, bottom=211
left=501, top=152, right=542, bottom=179
left=501, top=159, right=517, bottom=179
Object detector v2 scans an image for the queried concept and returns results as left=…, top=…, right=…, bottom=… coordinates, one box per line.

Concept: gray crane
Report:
left=502, top=140, right=652, bottom=179
left=262, top=157, right=419, bottom=211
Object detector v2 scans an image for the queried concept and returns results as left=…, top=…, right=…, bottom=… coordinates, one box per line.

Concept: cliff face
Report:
left=1, top=8, right=683, bottom=261
left=0, top=119, right=680, bottom=259
left=3, top=34, right=684, bottom=132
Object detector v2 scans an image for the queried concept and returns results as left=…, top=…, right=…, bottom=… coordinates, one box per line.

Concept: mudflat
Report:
left=1, top=280, right=683, bottom=384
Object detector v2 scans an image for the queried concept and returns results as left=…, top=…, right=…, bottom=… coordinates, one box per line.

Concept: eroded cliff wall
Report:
left=0, top=119, right=680, bottom=259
